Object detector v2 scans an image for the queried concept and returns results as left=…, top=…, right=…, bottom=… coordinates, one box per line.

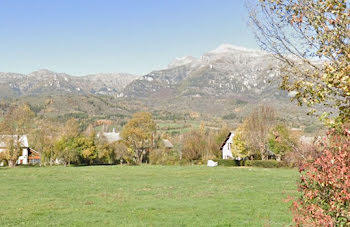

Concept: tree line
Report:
left=0, top=103, right=305, bottom=167
left=0, top=107, right=156, bottom=167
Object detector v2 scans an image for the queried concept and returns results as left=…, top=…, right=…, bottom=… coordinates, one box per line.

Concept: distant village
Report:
left=0, top=105, right=318, bottom=168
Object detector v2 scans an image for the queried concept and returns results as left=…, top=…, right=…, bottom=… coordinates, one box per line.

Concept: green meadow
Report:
left=0, top=166, right=298, bottom=226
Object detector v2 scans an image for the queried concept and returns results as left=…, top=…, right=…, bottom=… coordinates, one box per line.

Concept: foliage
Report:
left=52, top=118, right=136, bottom=166
left=54, top=136, right=80, bottom=166
left=222, top=112, right=237, bottom=120
left=149, top=136, right=179, bottom=165
left=292, top=130, right=350, bottom=226
left=175, top=123, right=230, bottom=162
left=54, top=135, right=99, bottom=166
left=121, top=112, right=156, bottom=164
left=79, top=136, right=98, bottom=165
left=182, top=129, right=206, bottom=162
left=29, top=119, right=62, bottom=165
left=211, top=125, right=231, bottom=158
left=111, top=141, right=134, bottom=165
left=231, top=125, right=249, bottom=158
left=54, top=118, right=86, bottom=166
left=0, top=104, right=35, bottom=135
left=304, top=124, right=323, bottom=134
left=249, top=0, right=350, bottom=124
left=92, top=136, right=115, bottom=165
left=235, top=106, right=278, bottom=159
left=245, top=160, right=286, bottom=168
left=0, top=136, right=23, bottom=167
left=268, top=124, right=299, bottom=156
left=283, top=141, right=318, bottom=168
left=63, top=118, right=80, bottom=138
left=0, top=104, right=35, bottom=167
left=149, top=149, right=180, bottom=165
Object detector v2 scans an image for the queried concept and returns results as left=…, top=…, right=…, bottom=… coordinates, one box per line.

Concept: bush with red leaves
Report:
left=292, top=129, right=350, bottom=226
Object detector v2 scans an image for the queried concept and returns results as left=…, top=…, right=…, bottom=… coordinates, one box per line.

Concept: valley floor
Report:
left=0, top=165, right=298, bottom=226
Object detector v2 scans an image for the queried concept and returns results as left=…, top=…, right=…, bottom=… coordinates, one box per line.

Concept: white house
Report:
left=0, top=135, right=40, bottom=165
left=97, top=128, right=121, bottom=143
left=219, top=132, right=234, bottom=159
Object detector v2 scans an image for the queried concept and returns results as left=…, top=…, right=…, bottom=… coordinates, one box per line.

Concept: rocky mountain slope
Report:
left=123, top=44, right=284, bottom=101
left=0, top=69, right=139, bottom=97
left=0, top=44, right=321, bottom=130
left=0, top=44, right=285, bottom=101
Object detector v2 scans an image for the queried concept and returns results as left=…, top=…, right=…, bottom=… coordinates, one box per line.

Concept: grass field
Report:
left=156, top=120, right=200, bottom=135
left=0, top=166, right=298, bottom=226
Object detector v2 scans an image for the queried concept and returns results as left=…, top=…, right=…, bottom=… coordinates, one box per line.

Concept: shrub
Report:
left=182, top=130, right=206, bottom=161
left=292, top=130, right=350, bottom=226
left=149, top=149, right=180, bottom=165
left=304, top=124, right=322, bottom=134
left=149, top=149, right=166, bottom=165
left=283, top=141, right=320, bottom=168
left=245, top=160, right=286, bottom=168
left=268, top=124, right=299, bottom=157
left=222, top=113, right=237, bottom=120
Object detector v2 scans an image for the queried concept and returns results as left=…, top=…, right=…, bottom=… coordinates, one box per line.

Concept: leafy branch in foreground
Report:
left=249, top=0, right=350, bottom=125
left=292, top=130, right=350, bottom=226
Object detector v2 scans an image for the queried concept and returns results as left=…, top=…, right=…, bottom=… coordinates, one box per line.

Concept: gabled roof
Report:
left=0, top=135, right=29, bottom=148
left=162, top=139, right=173, bottom=148
left=220, top=132, right=233, bottom=150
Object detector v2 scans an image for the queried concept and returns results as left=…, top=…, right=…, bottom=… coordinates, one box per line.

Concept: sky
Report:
left=0, top=0, right=258, bottom=76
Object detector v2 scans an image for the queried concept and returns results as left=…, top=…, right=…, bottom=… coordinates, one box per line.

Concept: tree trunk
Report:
left=139, top=153, right=144, bottom=164
left=135, top=149, right=144, bottom=165
left=8, top=160, right=16, bottom=168
left=261, top=148, right=267, bottom=160
left=260, top=143, right=267, bottom=160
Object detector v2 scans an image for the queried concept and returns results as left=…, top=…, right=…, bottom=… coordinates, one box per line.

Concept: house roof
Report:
left=0, top=135, right=29, bottom=148
left=162, top=139, right=173, bottom=148
left=220, top=132, right=234, bottom=150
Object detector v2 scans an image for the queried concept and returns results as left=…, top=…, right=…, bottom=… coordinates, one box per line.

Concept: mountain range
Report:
left=0, top=69, right=139, bottom=97
left=0, top=44, right=284, bottom=100
left=0, top=44, right=321, bottom=131
left=123, top=44, right=284, bottom=101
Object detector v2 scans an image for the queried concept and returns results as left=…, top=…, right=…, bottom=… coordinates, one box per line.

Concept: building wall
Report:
left=18, top=148, right=29, bottom=164
left=0, top=148, right=29, bottom=165
left=17, top=148, right=29, bottom=165
left=222, top=133, right=234, bottom=159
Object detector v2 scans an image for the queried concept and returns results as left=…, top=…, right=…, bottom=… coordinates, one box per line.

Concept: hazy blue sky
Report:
left=0, top=0, right=258, bottom=75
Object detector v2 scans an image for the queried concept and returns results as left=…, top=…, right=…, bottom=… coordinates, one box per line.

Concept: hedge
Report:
left=213, top=159, right=245, bottom=167
left=210, top=159, right=288, bottom=168
left=245, top=160, right=287, bottom=168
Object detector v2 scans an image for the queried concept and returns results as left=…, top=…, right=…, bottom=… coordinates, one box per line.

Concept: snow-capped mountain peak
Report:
left=209, top=43, right=259, bottom=54
left=124, top=43, right=283, bottom=99
left=167, top=44, right=264, bottom=69
left=168, top=56, right=198, bottom=68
